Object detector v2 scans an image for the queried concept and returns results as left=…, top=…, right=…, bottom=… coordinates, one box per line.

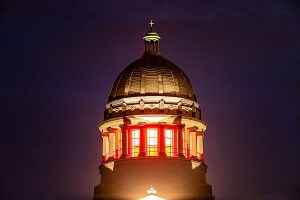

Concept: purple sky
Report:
left=1, top=1, right=300, bottom=200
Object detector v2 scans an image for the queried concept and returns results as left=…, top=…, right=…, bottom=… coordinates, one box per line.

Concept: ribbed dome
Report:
left=108, top=54, right=196, bottom=102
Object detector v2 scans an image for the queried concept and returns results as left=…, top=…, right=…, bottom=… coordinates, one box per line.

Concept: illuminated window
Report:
left=165, top=129, right=174, bottom=156
left=147, top=129, right=158, bottom=156
left=131, top=130, right=140, bottom=157
left=190, top=132, right=196, bottom=156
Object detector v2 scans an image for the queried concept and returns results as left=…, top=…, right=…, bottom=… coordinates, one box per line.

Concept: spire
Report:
left=143, top=20, right=161, bottom=55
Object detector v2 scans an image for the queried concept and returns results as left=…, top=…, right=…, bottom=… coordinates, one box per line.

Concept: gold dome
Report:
left=108, top=54, right=196, bottom=102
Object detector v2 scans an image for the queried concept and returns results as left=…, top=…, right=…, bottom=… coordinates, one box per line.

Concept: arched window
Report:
left=165, top=129, right=174, bottom=156
left=131, top=130, right=140, bottom=157
left=147, top=129, right=158, bottom=156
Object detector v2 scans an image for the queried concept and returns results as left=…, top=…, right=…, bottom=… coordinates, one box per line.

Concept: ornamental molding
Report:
left=99, top=116, right=207, bottom=132
left=191, top=160, right=201, bottom=169
left=126, top=104, right=140, bottom=111
left=112, top=107, right=122, bottom=112
left=104, top=96, right=202, bottom=122
left=106, top=96, right=199, bottom=109
left=182, top=106, right=192, bottom=111
left=104, top=161, right=114, bottom=171
left=165, top=104, right=177, bottom=110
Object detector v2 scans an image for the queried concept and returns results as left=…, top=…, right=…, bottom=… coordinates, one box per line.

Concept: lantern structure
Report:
left=94, top=21, right=214, bottom=200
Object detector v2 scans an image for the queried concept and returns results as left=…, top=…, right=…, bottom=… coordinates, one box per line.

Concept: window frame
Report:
left=130, top=129, right=140, bottom=157
left=146, top=128, right=158, bottom=156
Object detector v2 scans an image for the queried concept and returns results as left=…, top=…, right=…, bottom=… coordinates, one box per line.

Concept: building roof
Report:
left=108, top=54, right=196, bottom=102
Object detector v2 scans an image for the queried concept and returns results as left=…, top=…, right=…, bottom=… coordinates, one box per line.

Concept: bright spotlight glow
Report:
left=138, top=187, right=166, bottom=200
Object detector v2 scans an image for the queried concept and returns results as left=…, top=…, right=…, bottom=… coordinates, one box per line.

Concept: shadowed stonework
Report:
left=94, top=158, right=213, bottom=200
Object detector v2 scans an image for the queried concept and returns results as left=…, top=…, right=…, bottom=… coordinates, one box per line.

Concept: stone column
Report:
left=120, top=125, right=128, bottom=159
left=108, top=128, right=118, bottom=159
left=197, top=131, right=204, bottom=160
left=174, top=128, right=178, bottom=156
left=115, top=129, right=118, bottom=158
left=102, top=132, right=109, bottom=162
left=139, top=125, right=146, bottom=157
left=127, top=126, right=131, bottom=157
left=159, top=124, right=166, bottom=157
left=118, top=131, right=122, bottom=158
left=108, top=132, right=115, bottom=158
left=186, top=128, right=191, bottom=158
left=177, top=124, right=185, bottom=158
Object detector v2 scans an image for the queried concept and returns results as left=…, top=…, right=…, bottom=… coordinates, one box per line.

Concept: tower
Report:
left=94, top=21, right=214, bottom=200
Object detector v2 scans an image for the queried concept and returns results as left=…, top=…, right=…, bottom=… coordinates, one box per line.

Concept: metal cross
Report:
left=149, top=20, right=154, bottom=28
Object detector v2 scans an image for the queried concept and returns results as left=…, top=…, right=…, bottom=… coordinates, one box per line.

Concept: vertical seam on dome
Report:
left=124, top=68, right=134, bottom=96
left=169, top=66, right=179, bottom=93
left=158, top=64, right=163, bottom=94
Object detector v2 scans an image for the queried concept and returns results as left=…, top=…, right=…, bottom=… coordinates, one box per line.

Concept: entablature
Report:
left=104, top=96, right=202, bottom=121
left=99, top=115, right=206, bottom=133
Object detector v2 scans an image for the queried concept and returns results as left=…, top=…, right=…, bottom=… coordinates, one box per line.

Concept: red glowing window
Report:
left=131, top=130, right=140, bottom=157
left=147, top=129, right=158, bottom=156
left=165, top=129, right=174, bottom=156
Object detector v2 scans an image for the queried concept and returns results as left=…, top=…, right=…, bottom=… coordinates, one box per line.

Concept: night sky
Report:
left=1, top=1, right=300, bottom=200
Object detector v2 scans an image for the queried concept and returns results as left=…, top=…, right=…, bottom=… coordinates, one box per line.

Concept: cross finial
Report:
left=149, top=20, right=154, bottom=28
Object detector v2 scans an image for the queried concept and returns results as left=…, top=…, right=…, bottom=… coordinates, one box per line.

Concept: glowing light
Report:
left=143, top=35, right=161, bottom=41
left=147, top=186, right=157, bottom=195
left=131, top=130, right=140, bottom=157
left=165, top=130, right=174, bottom=156
left=147, top=129, right=158, bottom=156
left=138, top=187, right=166, bottom=200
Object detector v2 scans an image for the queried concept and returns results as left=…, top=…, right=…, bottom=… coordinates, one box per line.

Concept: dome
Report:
left=108, top=54, right=196, bottom=102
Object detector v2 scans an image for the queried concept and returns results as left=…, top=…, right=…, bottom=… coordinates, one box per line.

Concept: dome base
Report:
left=94, top=158, right=214, bottom=200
